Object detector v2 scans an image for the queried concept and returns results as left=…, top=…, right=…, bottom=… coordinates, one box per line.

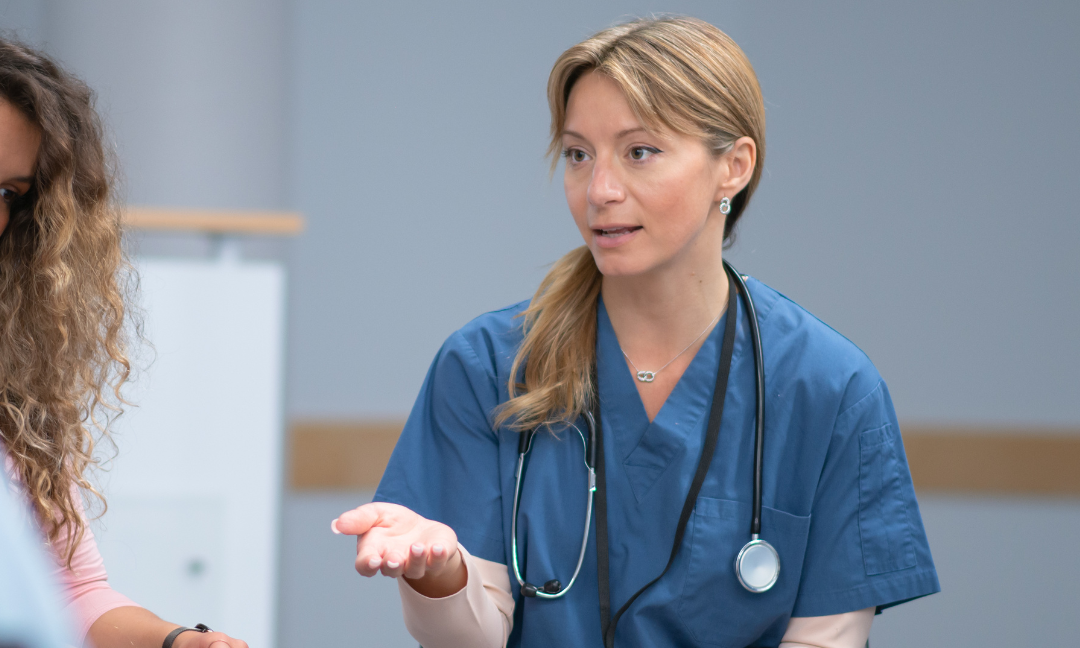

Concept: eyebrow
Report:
left=5, top=176, right=33, bottom=184
left=562, top=127, right=649, bottom=141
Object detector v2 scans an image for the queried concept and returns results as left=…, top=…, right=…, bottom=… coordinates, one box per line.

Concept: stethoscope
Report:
left=510, top=261, right=779, bottom=640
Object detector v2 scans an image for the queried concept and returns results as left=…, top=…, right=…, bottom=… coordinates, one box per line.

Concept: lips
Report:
left=595, top=226, right=642, bottom=237
left=592, top=224, right=642, bottom=249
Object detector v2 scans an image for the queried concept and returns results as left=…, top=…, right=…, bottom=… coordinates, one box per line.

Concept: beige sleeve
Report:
left=779, top=607, right=875, bottom=648
left=396, top=544, right=515, bottom=648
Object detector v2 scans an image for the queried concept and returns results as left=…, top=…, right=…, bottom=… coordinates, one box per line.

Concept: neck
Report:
left=601, top=247, right=729, bottom=365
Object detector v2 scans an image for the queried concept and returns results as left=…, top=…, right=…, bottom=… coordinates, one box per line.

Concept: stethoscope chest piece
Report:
left=735, top=537, right=780, bottom=593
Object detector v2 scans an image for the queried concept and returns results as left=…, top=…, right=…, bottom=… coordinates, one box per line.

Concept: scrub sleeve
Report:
left=375, top=330, right=508, bottom=565
left=790, top=379, right=937, bottom=617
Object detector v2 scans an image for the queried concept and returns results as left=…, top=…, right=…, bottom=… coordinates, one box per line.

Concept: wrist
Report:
left=163, top=623, right=211, bottom=648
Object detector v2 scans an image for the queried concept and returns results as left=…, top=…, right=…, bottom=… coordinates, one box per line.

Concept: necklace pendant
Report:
left=636, top=370, right=656, bottom=383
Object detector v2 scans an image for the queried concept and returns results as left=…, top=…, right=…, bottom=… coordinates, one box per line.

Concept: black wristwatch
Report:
left=162, top=623, right=212, bottom=648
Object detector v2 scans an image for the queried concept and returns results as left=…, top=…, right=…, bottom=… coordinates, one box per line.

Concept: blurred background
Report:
left=2, top=0, right=1078, bottom=646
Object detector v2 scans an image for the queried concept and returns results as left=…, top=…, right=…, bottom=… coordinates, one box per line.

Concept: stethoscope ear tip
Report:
left=520, top=580, right=563, bottom=598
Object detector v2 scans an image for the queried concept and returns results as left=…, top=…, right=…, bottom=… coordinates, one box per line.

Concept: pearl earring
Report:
left=719, top=197, right=731, bottom=215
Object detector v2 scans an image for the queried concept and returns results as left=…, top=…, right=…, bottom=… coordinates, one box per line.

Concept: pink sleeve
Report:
left=396, top=544, right=514, bottom=648
left=48, top=490, right=140, bottom=646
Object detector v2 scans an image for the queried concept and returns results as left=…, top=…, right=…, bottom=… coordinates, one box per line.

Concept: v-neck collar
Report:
left=596, top=298, right=727, bottom=502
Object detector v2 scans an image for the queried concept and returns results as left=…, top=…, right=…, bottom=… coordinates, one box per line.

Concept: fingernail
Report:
left=331, top=519, right=341, bottom=534
left=368, top=557, right=381, bottom=569
left=386, top=560, right=400, bottom=569
left=411, top=543, right=424, bottom=555
left=432, top=544, right=444, bottom=556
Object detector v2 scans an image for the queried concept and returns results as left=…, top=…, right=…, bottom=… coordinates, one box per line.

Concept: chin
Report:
left=590, top=248, right=653, bottom=278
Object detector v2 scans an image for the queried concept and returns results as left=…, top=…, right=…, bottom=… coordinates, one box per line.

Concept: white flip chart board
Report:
left=91, top=250, right=285, bottom=648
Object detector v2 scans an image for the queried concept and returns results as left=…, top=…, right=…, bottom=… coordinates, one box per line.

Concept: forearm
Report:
left=402, top=546, right=468, bottom=597
left=778, top=608, right=875, bottom=648
left=86, top=606, right=178, bottom=648
left=398, top=545, right=514, bottom=648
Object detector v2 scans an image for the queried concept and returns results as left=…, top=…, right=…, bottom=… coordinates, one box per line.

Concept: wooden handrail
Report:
left=288, top=420, right=1080, bottom=494
left=124, top=206, right=305, bottom=235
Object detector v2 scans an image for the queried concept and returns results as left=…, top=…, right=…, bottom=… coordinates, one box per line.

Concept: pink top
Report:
left=49, top=514, right=139, bottom=645
left=397, top=546, right=874, bottom=648
left=4, top=455, right=139, bottom=646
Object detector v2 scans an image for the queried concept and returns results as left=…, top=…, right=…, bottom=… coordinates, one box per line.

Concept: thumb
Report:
left=332, top=502, right=392, bottom=536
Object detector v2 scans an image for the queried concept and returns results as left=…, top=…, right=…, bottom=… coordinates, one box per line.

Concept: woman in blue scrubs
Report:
left=334, top=16, right=938, bottom=647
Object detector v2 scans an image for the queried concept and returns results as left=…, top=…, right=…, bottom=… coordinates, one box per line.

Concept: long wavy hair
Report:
left=496, top=17, right=765, bottom=431
left=0, top=37, right=133, bottom=564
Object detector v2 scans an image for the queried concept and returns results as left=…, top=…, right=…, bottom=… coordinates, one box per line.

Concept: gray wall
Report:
left=6, top=0, right=1076, bottom=424
left=3, top=1, right=1078, bottom=646
left=283, top=2, right=1080, bottom=646
left=286, top=0, right=1080, bottom=426
left=37, top=0, right=288, bottom=211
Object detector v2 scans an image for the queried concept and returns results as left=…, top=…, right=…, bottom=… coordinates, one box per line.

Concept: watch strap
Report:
left=163, top=623, right=212, bottom=648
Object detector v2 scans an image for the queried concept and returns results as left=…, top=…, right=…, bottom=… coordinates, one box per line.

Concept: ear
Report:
left=714, top=136, right=757, bottom=202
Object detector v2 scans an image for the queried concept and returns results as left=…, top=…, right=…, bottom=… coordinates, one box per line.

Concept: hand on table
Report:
left=333, top=502, right=467, bottom=597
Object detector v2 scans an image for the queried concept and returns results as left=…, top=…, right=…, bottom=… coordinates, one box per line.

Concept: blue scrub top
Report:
left=375, top=277, right=939, bottom=647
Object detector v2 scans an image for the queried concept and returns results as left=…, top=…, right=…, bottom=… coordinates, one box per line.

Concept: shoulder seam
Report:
left=761, top=281, right=874, bottom=366
left=482, top=299, right=530, bottom=316
left=833, top=378, right=886, bottom=431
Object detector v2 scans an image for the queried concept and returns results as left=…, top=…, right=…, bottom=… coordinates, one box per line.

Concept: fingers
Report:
left=387, top=541, right=451, bottom=580
left=355, top=547, right=384, bottom=577
left=380, top=548, right=408, bottom=578
left=344, top=504, right=460, bottom=581
left=402, top=543, right=428, bottom=579
left=428, top=542, right=453, bottom=574
left=196, top=633, right=246, bottom=648
left=354, top=547, right=410, bottom=578
left=332, top=502, right=385, bottom=536
left=354, top=538, right=458, bottom=580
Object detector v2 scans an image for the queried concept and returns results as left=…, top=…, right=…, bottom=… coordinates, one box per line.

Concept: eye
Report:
left=562, top=148, right=591, bottom=164
left=629, top=146, right=660, bottom=161
left=0, top=188, right=17, bottom=204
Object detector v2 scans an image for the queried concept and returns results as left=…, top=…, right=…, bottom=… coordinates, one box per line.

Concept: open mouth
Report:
left=595, top=226, right=642, bottom=238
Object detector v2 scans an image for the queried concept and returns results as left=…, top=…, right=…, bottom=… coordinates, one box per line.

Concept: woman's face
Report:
left=0, top=98, right=40, bottom=235
left=561, top=71, right=753, bottom=278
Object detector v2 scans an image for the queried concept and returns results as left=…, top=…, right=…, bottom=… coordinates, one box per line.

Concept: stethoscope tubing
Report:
left=511, top=262, right=771, bottom=609
left=511, top=418, right=597, bottom=599
left=725, top=264, right=766, bottom=538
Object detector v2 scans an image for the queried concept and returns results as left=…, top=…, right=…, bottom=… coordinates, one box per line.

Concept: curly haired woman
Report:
left=0, top=37, right=246, bottom=648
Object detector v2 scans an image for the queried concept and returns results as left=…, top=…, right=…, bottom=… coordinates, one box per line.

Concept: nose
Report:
left=586, top=156, right=625, bottom=207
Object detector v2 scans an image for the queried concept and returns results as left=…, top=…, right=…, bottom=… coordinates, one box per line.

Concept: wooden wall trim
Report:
left=288, top=420, right=1080, bottom=496
left=901, top=426, right=1080, bottom=496
left=290, top=421, right=403, bottom=491
left=124, top=206, right=305, bottom=235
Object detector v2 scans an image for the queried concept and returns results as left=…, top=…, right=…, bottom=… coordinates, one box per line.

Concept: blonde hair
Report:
left=0, top=37, right=134, bottom=565
left=496, top=16, right=765, bottom=431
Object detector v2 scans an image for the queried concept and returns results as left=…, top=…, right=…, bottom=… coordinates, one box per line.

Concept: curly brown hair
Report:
left=0, top=36, right=134, bottom=564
